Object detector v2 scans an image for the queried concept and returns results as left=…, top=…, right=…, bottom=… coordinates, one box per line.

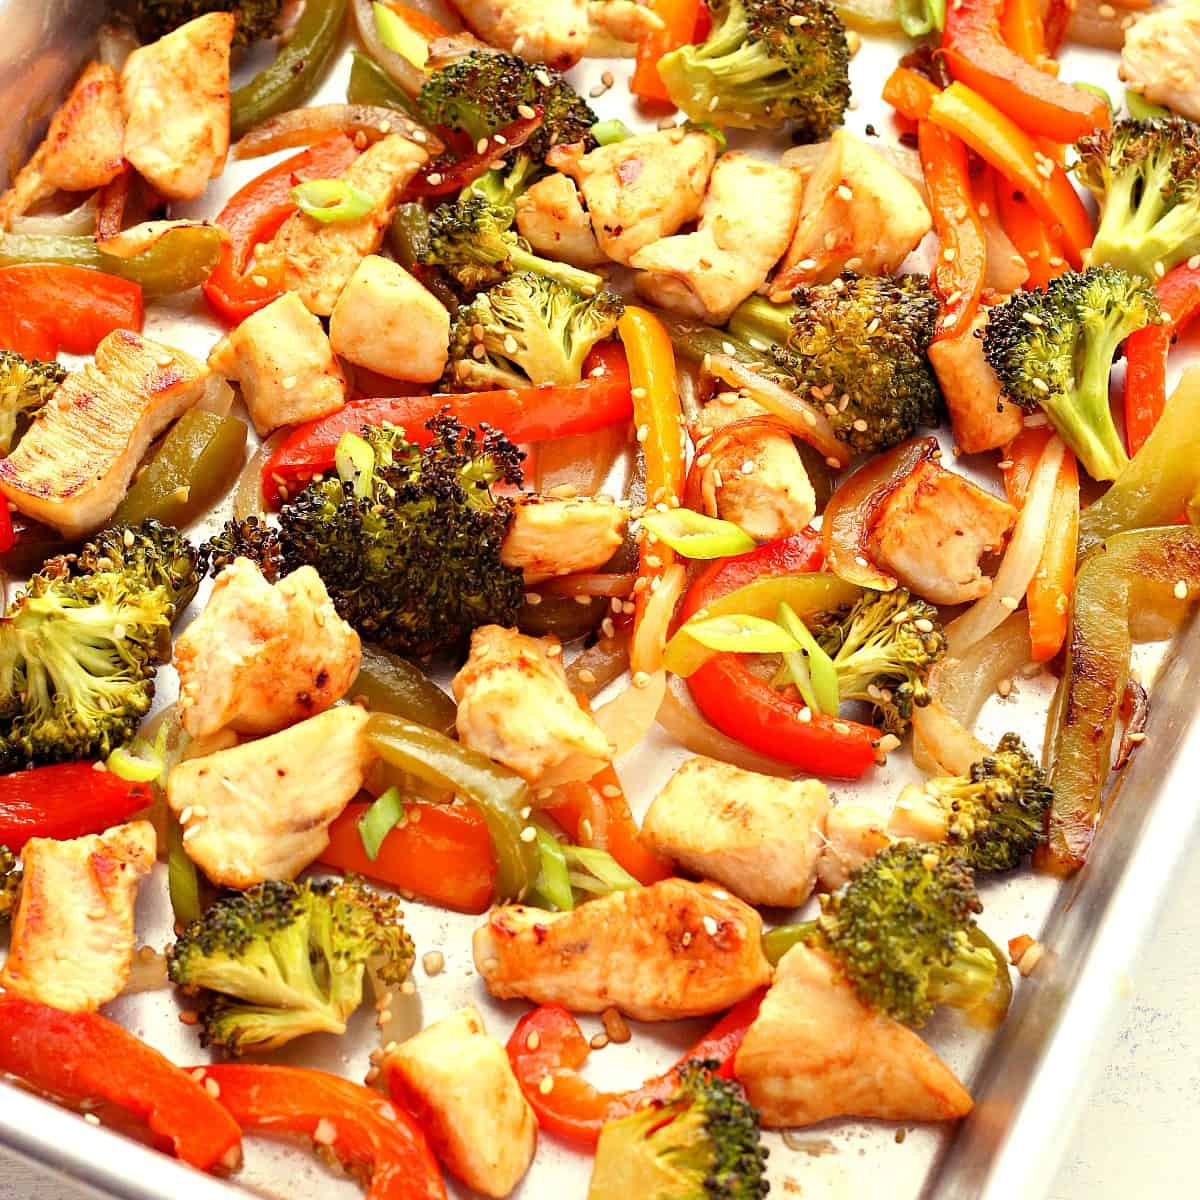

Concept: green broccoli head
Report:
left=982, top=266, right=1161, bottom=481
left=198, top=513, right=282, bottom=580
left=122, top=0, right=285, bottom=45
left=69, top=520, right=201, bottom=616
left=0, top=846, right=21, bottom=924
left=814, top=588, right=947, bottom=736
left=168, top=876, right=414, bottom=1055
left=588, top=1060, right=769, bottom=1200
left=0, top=351, right=66, bottom=456
left=657, top=0, right=851, bottom=138
left=446, top=273, right=624, bottom=390
left=1075, top=117, right=1200, bottom=280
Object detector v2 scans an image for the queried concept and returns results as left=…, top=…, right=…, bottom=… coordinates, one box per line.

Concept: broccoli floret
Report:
left=1075, top=117, right=1200, bottom=280
left=0, top=846, right=20, bottom=924
left=982, top=266, right=1160, bottom=482
left=446, top=273, right=624, bottom=391
left=657, top=0, right=850, bottom=138
left=812, top=588, right=947, bottom=736
left=728, top=274, right=942, bottom=454
left=121, top=0, right=285, bottom=45
left=198, top=513, right=282, bottom=580
left=588, top=1060, right=769, bottom=1200
left=168, top=877, right=414, bottom=1055
left=70, top=520, right=201, bottom=615
left=0, top=352, right=66, bottom=456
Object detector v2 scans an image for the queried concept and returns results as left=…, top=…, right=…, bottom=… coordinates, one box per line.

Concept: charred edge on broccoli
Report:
left=121, top=0, right=286, bottom=46
left=0, top=846, right=20, bottom=924
left=0, top=351, right=66, bottom=457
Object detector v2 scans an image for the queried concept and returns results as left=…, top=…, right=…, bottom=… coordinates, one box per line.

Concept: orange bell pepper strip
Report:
left=1001, top=0, right=1051, bottom=68
left=631, top=0, right=703, bottom=105
left=928, top=83, right=1093, bottom=268
left=995, top=181, right=1069, bottom=289
left=943, top=0, right=1109, bottom=142
left=882, top=66, right=940, bottom=122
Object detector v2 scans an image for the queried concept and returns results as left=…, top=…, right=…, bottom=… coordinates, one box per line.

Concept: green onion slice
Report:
left=291, top=179, right=376, bottom=224
left=106, top=744, right=164, bottom=784
left=372, top=2, right=429, bottom=67
left=640, top=509, right=756, bottom=560
left=358, top=786, right=406, bottom=861
left=335, top=431, right=376, bottom=498
left=533, top=828, right=574, bottom=911
left=563, top=845, right=640, bottom=895
left=591, top=118, right=632, bottom=146
left=1075, top=82, right=1114, bottom=116
left=897, top=0, right=945, bottom=37
left=777, top=602, right=841, bottom=716
left=1125, top=89, right=1170, bottom=120
left=683, top=613, right=800, bottom=655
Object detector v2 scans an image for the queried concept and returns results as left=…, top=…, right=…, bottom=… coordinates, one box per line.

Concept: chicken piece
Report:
left=632, top=152, right=803, bottom=323
left=548, top=129, right=718, bottom=266
left=1120, top=6, right=1200, bottom=122
left=868, top=460, right=1018, bottom=606
left=207, top=291, right=345, bottom=437
left=120, top=12, right=233, bottom=201
left=887, top=783, right=951, bottom=844
left=329, top=256, right=450, bottom=383
left=771, top=130, right=932, bottom=299
left=515, top=173, right=607, bottom=268
left=500, top=495, right=627, bottom=584
left=175, top=558, right=361, bottom=740
left=588, top=0, right=663, bottom=46
left=641, top=757, right=829, bottom=908
left=385, top=1006, right=536, bottom=1198
left=453, top=625, right=610, bottom=783
left=695, top=392, right=815, bottom=541
left=0, top=331, right=210, bottom=538
left=928, top=310, right=1024, bottom=455
left=474, top=878, right=771, bottom=1021
left=816, top=803, right=890, bottom=892
left=0, top=822, right=156, bottom=1013
left=261, top=134, right=428, bottom=316
left=453, top=0, right=589, bottom=68
left=166, top=706, right=375, bottom=889
left=734, top=943, right=973, bottom=1127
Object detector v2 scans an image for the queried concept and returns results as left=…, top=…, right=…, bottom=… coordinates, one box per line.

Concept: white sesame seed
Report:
left=539, top=1075, right=555, bottom=1095
left=702, top=915, right=719, bottom=936
left=422, top=950, right=444, bottom=976
left=1174, top=579, right=1189, bottom=600
left=520, top=826, right=537, bottom=843
left=313, top=1119, right=337, bottom=1146
left=1000, top=595, right=1020, bottom=610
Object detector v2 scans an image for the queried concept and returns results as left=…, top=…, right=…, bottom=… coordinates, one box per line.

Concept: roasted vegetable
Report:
left=0, top=846, right=20, bottom=924
left=0, top=353, right=66, bottom=458
left=121, top=0, right=285, bottom=45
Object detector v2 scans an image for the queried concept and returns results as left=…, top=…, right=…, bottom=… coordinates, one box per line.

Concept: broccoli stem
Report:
left=727, top=295, right=796, bottom=348
left=926, top=931, right=1002, bottom=1014
left=507, top=245, right=604, bottom=294
left=1069, top=316, right=1132, bottom=480
left=762, top=920, right=817, bottom=966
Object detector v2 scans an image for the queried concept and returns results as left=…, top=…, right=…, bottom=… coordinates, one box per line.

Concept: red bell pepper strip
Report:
left=1000, top=0, right=1050, bottom=68
left=631, top=0, right=703, bottom=105
left=0, top=763, right=153, bottom=851
left=504, top=991, right=765, bottom=1147
left=198, top=1065, right=445, bottom=1200
left=0, top=500, right=12, bottom=555
left=0, top=997, right=242, bottom=1171
left=681, top=530, right=826, bottom=621
left=1123, top=260, right=1200, bottom=455
left=996, top=181, right=1069, bottom=289
left=943, top=0, right=1110, bottom=143
left=202, top=134, right=360, bottom=325
left=405, top=109, right=543, bottom=199
left=882, top=66, right=940, bottom=122
left=261, top=341, right=632, bottom=505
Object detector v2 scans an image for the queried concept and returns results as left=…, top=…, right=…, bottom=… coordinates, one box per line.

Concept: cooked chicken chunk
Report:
left=208, top=291, right=346, bottom=437
left=771, top=130, right=932, bottom=298
left=0, top=822, right=156, bottom=1013
left=501, top=495, right=627, bottom=583
left=385, top=1006, right=536, bottom=1198
left=166, top=706, right=375, bottom=889
left=1120, top=5, right=1200, bottom=122
left=120, top=12, right=233, bottom=201
left=928, top=310, right=1024, bottom=455
left=816, top=803, right=891, bottom=892
left=261, top=134, right=428, bottom=315
left=515, top=173, right=606, bottom=268
left=0, top=331, right=210, bottom=538
left=868, top=461, right=1018, bottom=606
left=175, top=558, right=361, bottom=740
left=474, top=879, right=771, bottom=1021
left=453, top=625, right=610, bottom=783
left=734, top=943, right=973, bottom=1127
left=642, top=757, right=830, bottom=907
left=887, top=783, right=951, bottom=844
left=633, top=152, right=803, bottom=323
left=588, top=0, right=663, bottom=46
left=329, top=256, right=450, bottom=383
left=695, top=392, right=815, bottom=541
left=548, top=129, right=718, bottom=265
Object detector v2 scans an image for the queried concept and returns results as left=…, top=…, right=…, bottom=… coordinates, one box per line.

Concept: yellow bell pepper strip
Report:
left=927, top=83, right=1093, bottom=268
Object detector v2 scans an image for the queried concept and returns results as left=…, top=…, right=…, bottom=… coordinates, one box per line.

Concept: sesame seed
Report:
left=426, top=171, right=443, bottom=186
left=578, top=668, right=596, bottom=684
left=84, top=1114, right=100, bottom=1126
left=914, top=617, right=934, bottom=633
left=636, top=423, right=649, bottom=443
left=539, top=1075, right=555, bottom=1095
left=1190, top=255, right=1200, bottom=270
left=997, top=677, right=1013, bottom=697
left=589, top=1033, right=610, bottom=1050
left=1000, top=595, right=1020, bottom=610
left=204, top=1078, right=221, bottom=1099
left=852, top=418, right=869, bottom=433
left=1175, top=579, right=1189, bottom=600
left=740, top=460, right=756, bottom=474
left=422, top=950, right=444, bottom=976
left=518, top=103, right=537, bottom=120
left=797, top=707, right=813, bottom=723
left=825, top=456, right=842, bottom=468
left=1127, top=731, right=1147, bottom=744
left=545, top=642, right=563, bottom=657
left=832, top=721, right=851, bottom=735
left=877, top=733, right=901, bottom=754
left=313, top=1119, right=337, bottom=1145
left=525, top=592, right=542, bottom=606
left=632, top=671, right=652, bottom=689
left=526, top=1031, right=541, bottom=1052
left=493, top=133, right=508, bottom=146
left=250, top=273, right=269, bottom=288
left=520, top=826, right=537, bottom=843
left=601, top=618, right=616, bottom=638
left=702, top=915, right=719, bottom=936
left=1031, top=378, right=1050, bottom=393
left=836, top=184, right=853, bottom=201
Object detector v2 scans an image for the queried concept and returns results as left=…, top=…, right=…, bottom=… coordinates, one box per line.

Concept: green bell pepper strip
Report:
left=761, top=921, right=816, bottom=966
left=350, top=646, right=457, bottom=735
left=167, top=811, right=203, bottom=928
left=231, top=0, right=349, bottom=140
left=347, top=50, right=420, bottom=116
left=516, top=592, right=606, bottom=642
left=113, top=411, right=247, bottom=529
left=365, top=713, right=538, bottom=900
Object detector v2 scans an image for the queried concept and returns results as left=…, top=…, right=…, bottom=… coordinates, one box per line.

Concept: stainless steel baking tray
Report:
left=2, top=4, right=1198, bottom=1199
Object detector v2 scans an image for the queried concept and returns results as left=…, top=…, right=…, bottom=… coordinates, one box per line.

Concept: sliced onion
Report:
left=124, top=948, right=169, bottom=994
left=631, top=562, right=687, bottom=676
left=234, top=430, right=287, bottom=521
left=565, top=631, right=630, bottom=698
left=782, top=140, right=927, bottom=203
left=353, top=0, right=437, bottom=98
left=594, top=670, right=668, bottom=759
left=234, top=104, right=440, bottom=160
left=534, top=424, right=630, bottom=495
left=980, top=197, right=1030, bottom=295
left=10, top=194, right=97, bottom=236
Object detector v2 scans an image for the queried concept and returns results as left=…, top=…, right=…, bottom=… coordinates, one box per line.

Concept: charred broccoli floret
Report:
left=728, top=274, right=942, bottom=454
left=446, top=273, right=624, bottom=391
left=198, top=513, right=280, bottom=578
left=1075, top=117, right=1200, bottom=280
left=0, top=351, right=65, bottom=456
left=0, top=847, right=20, bottom=924
left=982, top=266, right=1160, bottom=481
left=121, top=0, right=285, bottom=45
left=657, top=0, right=851, bottom=138
left=70, top=520, right=201, bottom=614
left=588, top=1060, right=769, bottom=1200
left=168, top=877, right=414, bottom=1055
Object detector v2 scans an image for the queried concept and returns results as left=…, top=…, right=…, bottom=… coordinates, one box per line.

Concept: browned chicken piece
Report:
left=771, top=130, right=932, bottom=298
left=816, top=803, right=891, bottom=892
left=641, top=757, right=830, bottom=907
left=175, top=558, right=361, bottom=739
left=928, top=310, right=1024, bottom=455
left=260, top=134, right=428, bottom=315
left=887, top=784, right=952, bottom=844
left=868, top=461, right=1018, bottom=606
left=734, top=943, right=973, bottom=1127
left=453, top=625, right=610, bottom=783
left=588, top=0, right=663, bottom=47
left=695, top=392, right=815, bottom=541
left=632, top=152, right=804, bottom=323
left=120, top=12, right=233, bottom=201
left=0, top=822, right=156, bottom=1013
left=500, top=495, right=627, bottom=583
left=0, top=331, right=210, bottom=538
left=474, top=878, right=772, bottom=1021
left=1120, top=6, right=1200, bottom=122
left=515, top=173, right=607, bottom=268
left=548, top=129, right=718, bottom=266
